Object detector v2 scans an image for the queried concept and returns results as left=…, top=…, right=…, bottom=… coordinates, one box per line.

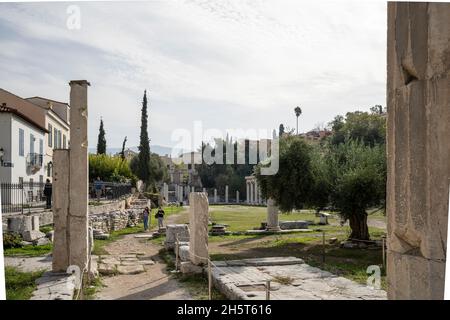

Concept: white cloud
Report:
left=0, top=0, right=386, bottom=149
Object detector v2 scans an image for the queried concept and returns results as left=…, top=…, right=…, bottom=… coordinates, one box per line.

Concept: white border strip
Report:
left=445, top=184, right=450, bottom=300
left=0, top=186, right=6, bottom=300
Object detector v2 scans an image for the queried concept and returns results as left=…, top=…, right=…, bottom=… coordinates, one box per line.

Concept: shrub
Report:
left=3, top=233, right=23, bottom=249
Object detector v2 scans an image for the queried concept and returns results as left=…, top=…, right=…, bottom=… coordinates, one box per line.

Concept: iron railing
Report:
left=26, top=153, right=43, bottom=169
left=0, top=182, right=46, bottom=214
left=89, top=182, right=133, bottom=201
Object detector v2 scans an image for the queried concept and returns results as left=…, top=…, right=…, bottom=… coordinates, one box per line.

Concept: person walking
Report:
left=43, top=179, right=52, bottom=209
left=155, top=206, right=165, bottom=229
left=143, top=207, right=150, bottom=231
left=94, top=177, right=103, bottom=202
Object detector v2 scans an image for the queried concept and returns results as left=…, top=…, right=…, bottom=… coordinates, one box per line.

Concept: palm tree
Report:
left=294, top=106, right=302, bottom=135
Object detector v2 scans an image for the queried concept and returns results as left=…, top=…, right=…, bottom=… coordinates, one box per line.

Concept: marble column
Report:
left=225, top=185, right=229, bottom=203
left=254, top=180, right=258, bottom=204
left=387, top=2, right=450, bottom=300
left=266, top=198, right=280, bottom=231
left=189, top=192, right=209, bottom=265
left=214, top=189, right=217, bottom=203
left=236, top=191, right=239, bottom=203
left=250, top=182, right=254, bottom=204
left=246, top=182, right=250, bottom=204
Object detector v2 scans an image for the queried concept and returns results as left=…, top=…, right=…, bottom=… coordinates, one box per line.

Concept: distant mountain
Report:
left=88, top=145, right=174, bottom=157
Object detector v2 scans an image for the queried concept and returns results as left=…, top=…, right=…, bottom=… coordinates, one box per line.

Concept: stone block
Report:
left=34, top=237, right=51, bottom=246
left=117, top=264, right=145, bottom=275
left=22, top=230, right=46, bottom=242
left=165, top=224, right=190, bottom=250
left=7, top=216, right=32, bottom=234
left=279, top=221, right=309, bottom=230
left=32, top=215, right=40, bottom=231
left=179, top=245, right=190, bottom=262
left=180, top=261, right=203, bottom=274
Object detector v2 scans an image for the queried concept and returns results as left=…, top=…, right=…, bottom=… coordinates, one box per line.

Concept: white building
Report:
left=0, top=103, right=47, bottom=184
left=26, top=97, right=70, bottom=180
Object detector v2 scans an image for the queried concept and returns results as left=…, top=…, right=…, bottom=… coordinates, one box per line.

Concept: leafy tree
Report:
left=120, top=136, right=127, bottom=161
left=307, top=145, right=332, bottom=213
left=137, top=90, right=151, bottom=184
left=96, top=118, right=107, bottom=155
left=325, top=140, right=386, bottom=240
left=130, top=152, right=168, bottom=192
left=329, top=109, right=386, bottom=147
left=279, top=124, right=285, bottom=137
left=256, top=135, right=314, bottom=212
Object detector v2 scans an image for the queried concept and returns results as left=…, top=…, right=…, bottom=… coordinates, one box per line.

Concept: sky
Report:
left=0, top=0, right=387, bottom=151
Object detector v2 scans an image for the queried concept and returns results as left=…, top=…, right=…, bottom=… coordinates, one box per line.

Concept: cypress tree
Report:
left=120, top=136, right=127, bottom=161
left=97, top=118, right=107, bottom=154
left=138, top=90, right=151, bottom=184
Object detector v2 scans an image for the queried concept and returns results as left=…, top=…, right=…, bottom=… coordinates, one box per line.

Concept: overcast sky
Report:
left=0, top=0, right=387, bottom=150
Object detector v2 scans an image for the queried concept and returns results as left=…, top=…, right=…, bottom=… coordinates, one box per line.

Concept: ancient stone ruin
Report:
left=387, top=2, right=450, bottom=299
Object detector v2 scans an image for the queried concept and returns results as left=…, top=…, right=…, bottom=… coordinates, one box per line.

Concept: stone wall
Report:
left=89, top=209, right=142, bottom=234
left=387, top=2, right=450, bottom=300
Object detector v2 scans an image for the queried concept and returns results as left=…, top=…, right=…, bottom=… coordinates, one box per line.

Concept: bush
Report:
left=89, top=154, right=136, bottom=183
left=3, top=233, right=23, bottom=249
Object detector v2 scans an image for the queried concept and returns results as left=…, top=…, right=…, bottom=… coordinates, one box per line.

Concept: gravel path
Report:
left=94, top=208, right=192, bottom=300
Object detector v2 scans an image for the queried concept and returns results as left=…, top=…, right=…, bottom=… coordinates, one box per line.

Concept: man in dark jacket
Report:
left=43, top=179, right=52, bottom=209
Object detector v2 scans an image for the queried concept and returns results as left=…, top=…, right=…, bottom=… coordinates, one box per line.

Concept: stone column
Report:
left=236, top=191, right=239, bottom=203
left=387, top=2, right=450, bottom=300
left=203, top=187, right=206, bottom=195
left=258, top=187, right=262, bottom=204
left=52, top=150, right=70, bottom=271
left=250, top=182, right=254, bottom=204
left=254, top=180, right=258, bottom=204
left=174, top=184, right=178, bottom=201
left=225, top=185, right=228, bottom=203
left=214, top=189, right=217, bottom=203
left=68, top=80, right=90, bottom=271
left=246, top=182, right=249, bottom=204
left=266, top=198, right=280, bottom=231
left=188, top=192, right=209, bottom=265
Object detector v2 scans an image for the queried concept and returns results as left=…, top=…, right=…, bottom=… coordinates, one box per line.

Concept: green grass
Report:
left=39, top=226, right=53, bottom=234
left=83, top=276, right=104, bottom=300
left=4, top=244, right=53, bottom=257
left=5, top=266, right=45, bottom=300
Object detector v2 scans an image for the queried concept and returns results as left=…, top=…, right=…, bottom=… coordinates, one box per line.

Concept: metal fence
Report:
left=0, top=181, right=134, bottom=213
left=89, top=182, right=133, bottom=201
left=0, top=182, right=46, bottom=214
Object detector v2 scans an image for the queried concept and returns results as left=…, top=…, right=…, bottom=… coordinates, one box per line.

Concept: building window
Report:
left=58, top=131, right=62, bottom=149
left=39, top=139, right=43, bottom=155
left=63, top=134, right=67, bottom=149
left=54, top=128, right=57, bottom=149
left=30, top=133, right=35, bottom=154
left=48, top=124, right=53, bottom=147
left=18, top=177, right=23, bottom=185
left=19, top=128, right=24, bottom=156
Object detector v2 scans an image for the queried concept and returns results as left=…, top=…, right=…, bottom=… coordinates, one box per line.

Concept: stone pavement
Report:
left=97, top=253, right=155, bottom=275
left=211, top=257, right=386, bottom=300
left=30, top=271, right=76, bottom=300
left=5, top=254, right=52, bottom=272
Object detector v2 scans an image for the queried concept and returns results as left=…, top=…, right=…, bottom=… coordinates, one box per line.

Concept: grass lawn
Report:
left=5, top=266, right=45, bottom=300
left=4, top=244, right=53, bottom=257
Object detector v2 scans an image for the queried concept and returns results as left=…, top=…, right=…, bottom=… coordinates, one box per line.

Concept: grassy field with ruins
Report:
left=173, top=205, right=387, bottom=289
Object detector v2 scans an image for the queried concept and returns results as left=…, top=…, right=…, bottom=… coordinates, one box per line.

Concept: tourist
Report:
left=155, top=206, right=165, bottom=229
left=94, top=177, right=103, bottom=202
left=143, top=207, right=150, bottom=231
left=43, top=179, right=52, bottom=209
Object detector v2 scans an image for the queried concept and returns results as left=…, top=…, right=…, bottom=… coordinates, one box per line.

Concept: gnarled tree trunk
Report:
left=348, top=211, right=370, bottom=240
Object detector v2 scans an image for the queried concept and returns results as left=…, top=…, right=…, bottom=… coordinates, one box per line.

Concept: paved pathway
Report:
left=211, top=257, right=386, bottom=300
left=5, top=255, right=52, bottom=272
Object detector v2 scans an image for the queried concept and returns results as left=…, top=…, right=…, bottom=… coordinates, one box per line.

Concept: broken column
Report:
left=214, top=189, right=217, bottom=203
left=52, top=80, right=90, bottom=273
left=225, top=185, right=228, bottom=203
left=188, top=192, right=209, bottom=266
left=236, top=191, right=239, bottom=203
left=387, top=2, right=450, bottom=300
left=266, top=198, right=280, bottom=231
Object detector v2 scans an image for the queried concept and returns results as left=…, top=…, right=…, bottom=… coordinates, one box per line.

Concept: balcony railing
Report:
left=26, top=153, right=43, bottom=169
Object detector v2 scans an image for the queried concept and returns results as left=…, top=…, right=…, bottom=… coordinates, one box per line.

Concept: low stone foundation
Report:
left=89, top=209, right=142, bottom=234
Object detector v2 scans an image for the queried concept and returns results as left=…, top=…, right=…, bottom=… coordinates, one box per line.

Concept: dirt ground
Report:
left=94, top=211, right=193, bottom=300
